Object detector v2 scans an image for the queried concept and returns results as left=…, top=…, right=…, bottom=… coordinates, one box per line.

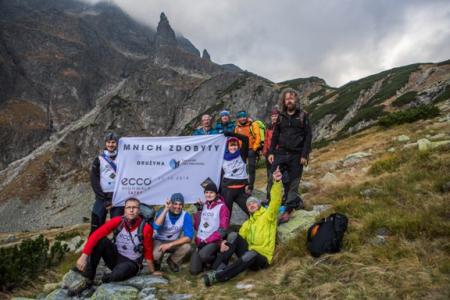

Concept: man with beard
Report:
left=268, top=88, right=312, bottom=223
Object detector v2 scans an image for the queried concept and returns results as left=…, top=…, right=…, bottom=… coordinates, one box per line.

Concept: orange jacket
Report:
left=234, top=121, right=261, bottom=151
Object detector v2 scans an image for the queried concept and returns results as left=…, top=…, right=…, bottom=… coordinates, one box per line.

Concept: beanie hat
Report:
left=104, top=132, right=119, bottom=142
left=204, top=182, right=218, bottom=194
left=220, top=110, right=230, bottom=117
left=236, top=111, right=248, bottom=118
left=246, top=196, right=261, bottom=206
left=271, top=108, right=280, bottom=116
left=170, top=193, right=184, bottom=205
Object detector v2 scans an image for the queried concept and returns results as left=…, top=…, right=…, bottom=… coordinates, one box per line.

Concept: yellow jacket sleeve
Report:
left=267, top=181, right=283, bottom=221
left=239, top=219, right=249, bottom=240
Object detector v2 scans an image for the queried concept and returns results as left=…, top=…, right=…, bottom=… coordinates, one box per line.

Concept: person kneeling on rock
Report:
left=203, top=167, right=283, bottom=286
left=152, top=193, right=193, bottom=272
left=69, top=197, right=161, bottom=296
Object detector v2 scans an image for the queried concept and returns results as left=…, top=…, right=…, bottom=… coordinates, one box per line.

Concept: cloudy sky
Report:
left=87, top=0, right=449, bottom=87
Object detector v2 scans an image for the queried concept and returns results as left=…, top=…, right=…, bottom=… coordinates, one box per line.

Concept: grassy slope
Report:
left=9, top=117, right=450, bottom=299
left=165, top=118, right=450, bottom=299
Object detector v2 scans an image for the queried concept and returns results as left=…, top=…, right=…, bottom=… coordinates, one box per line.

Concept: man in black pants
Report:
left=89, top=132, right=124, bottom=234
left=69, top=198, right=160, bottom=296
left=203, top=168, right=283, bottom=286
left=268, top=88, right=312, bottom=223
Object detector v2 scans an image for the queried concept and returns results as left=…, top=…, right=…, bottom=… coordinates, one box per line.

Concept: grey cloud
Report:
left=82, top=0, right=450, bottom=87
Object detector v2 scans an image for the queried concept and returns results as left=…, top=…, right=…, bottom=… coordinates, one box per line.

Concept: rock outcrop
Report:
left=202, top=49, right=211, bottom=61
left=154, top=12, right=177, bottom=48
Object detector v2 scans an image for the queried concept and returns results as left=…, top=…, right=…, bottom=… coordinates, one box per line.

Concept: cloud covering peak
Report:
left=83, top=0, right=450, bottom=87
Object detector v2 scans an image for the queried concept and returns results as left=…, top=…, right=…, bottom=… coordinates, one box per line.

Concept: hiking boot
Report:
left=166, top=257, right=180, bottom=273
left=203, top=271, right=217, bottom=287
left=67, top=277, right=93, bottom=297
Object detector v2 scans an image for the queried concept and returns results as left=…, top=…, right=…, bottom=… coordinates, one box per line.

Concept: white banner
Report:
left=112, top=135, right=226, bottom=206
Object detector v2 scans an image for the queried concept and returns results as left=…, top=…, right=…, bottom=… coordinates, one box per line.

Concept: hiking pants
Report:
left=212, top=232, right=268, bottom=282
left=90, top=201, right=124, bottom=235
left=247, top=150, right=257, bottom=189
left=266, top=158, right=290, bottom=202
left=153, top=240, right=192, bottom=265
left=189, top=243, right=219, bottom=275
left=221, top=186, right=249, bottom=217
left=269, top=152, right=304, bottom=211
left=83, top=237, right=139, bottom=282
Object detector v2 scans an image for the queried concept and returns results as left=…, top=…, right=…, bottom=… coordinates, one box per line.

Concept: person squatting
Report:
left=70, top=88, right=312, bottom=294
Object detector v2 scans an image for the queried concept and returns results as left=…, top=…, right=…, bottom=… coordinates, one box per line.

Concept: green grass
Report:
left=55, top=231, right=81, bottom=241
left=270, top=146, right=450, bottom=299
left=310, top=64, right=421, bottom=124
left=379, top=105, right=440, bottom=127
left=308, top=88, right=326, bottom=100
left=392, top=91, right=418, bottom=107
left=368, top=64, right=421, bottom=106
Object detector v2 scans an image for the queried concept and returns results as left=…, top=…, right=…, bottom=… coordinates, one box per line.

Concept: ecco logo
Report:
left=121, top=178, right=152, bottom=186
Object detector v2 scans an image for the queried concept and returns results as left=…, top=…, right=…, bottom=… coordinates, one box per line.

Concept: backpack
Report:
left=307, top=213, right=348, bottom=257
left=250, top=120, right=266, bottom=144
left=113, top=203, right=155, bottom=255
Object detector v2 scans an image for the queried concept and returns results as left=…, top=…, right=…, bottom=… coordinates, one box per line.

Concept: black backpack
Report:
left=307, top=213, right=348, bottom=257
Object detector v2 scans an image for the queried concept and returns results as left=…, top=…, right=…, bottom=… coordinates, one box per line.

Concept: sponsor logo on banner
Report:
left=169, top=159, right=180, bottom=169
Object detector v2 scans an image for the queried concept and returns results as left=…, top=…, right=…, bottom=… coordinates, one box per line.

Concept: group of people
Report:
left=70, top=88, right=312, bottom=295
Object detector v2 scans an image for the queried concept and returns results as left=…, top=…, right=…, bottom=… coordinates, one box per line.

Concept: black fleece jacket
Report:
left=269, top=108, right=312, bottom=158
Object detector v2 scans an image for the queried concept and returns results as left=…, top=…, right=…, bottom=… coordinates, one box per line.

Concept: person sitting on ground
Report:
left=190, top=182, right=230, bottom=275
left=192, top=114, right=217, bottom=135
left=152, top=193, right=193, bottom=273
left=234, top=110, right=262, bottom=194
left=89, top=132, right=124, bottom=234
left=213, top=110, right=235, bottom=134
left=221, top=131, right=251, bottom=217
left=202, top=167, right=283, bottom=286
left=69, top=197, right=160, bottom=296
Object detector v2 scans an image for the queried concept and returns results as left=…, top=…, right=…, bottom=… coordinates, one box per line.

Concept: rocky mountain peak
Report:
left=155, top=12, right=177, bottom=47
left=202, top=49, right=211, bottom=61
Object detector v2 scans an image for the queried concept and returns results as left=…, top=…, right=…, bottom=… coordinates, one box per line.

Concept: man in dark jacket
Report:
left=213, top=110, right=235, bottom=133
left=268, top=88, right=312, bottom=223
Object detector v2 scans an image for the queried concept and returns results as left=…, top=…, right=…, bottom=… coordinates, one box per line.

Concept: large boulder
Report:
left=91, top=283, right=139, bottom=300
left=343, top=151, right=372, bottom=167
left=118, top=275, right=168, bottom=290
left=320, top=172, right=338, bottom=185
left=396, top=135, right=410, bottom=142
left=417, top=138, right=432, bottom=151
left=277, top=209, right=321, bottom=242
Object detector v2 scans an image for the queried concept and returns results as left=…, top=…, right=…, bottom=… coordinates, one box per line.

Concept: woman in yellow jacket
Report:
left=203, top=167, right=283, bottom=286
